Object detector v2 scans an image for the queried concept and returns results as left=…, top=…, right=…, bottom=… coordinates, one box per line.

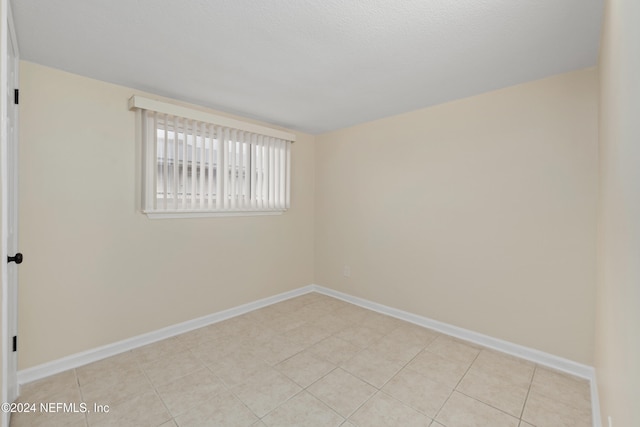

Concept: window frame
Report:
left=130, top=96, right=295, bottom=219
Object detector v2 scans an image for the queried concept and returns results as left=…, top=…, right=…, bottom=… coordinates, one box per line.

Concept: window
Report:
left=129, top=96, right=294, bottom=218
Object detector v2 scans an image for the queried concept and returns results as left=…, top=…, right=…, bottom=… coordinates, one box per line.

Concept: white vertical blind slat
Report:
left=181, top=118, right=188, bottom=209
left=199, top=122, right=205, bottom=209
left=274, top=138, right=280, bottom=208
left=142, top=109, right=292, bottom=214
left=286, top=141, right=291, bottom=209
left=162, top=114, right=168, bottom=210
left=279, top=139, right=286, bottom=208
left=172, top=116, right=179, bottom=210
left=144, top=110, right=155, bottom=211
left=263, top=136, right=269, bottom=209
left=256, top=135, right=263, bottom=209
left=243, top=133, right=250, bottom=208
left=250, top=133, right=257, bottom=208
left=207, top=124, right=214, bottom=209
left=190, top=120, right=197, bottom=207
left=230, top=129, right=237, bottom=209
left=216, top=126, right=223, bottom=209
left=238, top=131, right=245, bottom=208
left=269, top=137, right=275, bottom=209
left=223, top=127, right=230, bottom=209
left=153, top=111, right=159, bottom=211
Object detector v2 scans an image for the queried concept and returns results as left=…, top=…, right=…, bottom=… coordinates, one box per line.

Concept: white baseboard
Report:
left=590, top=374, right=602, bottom=427
left=310, top=284, right=600, bottom=427
left=17, top=285, right=315, bottom=385
left=18, top=283, right=600, bottom=427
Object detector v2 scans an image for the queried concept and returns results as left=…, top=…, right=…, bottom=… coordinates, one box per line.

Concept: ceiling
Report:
left=12, top=0, right=603, bottom=134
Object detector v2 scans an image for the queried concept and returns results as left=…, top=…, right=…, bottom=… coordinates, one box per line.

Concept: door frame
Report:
left=1, top=1, right=19, bottom=424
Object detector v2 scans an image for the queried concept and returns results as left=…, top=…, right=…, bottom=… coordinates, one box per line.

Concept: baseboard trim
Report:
left=18, top=283, right=600, bottom=426
left=590, top=374, right=602, bottom=427
left=17, top=285, right=315, bottom=385
left=310, top=284, right=600, bottom=427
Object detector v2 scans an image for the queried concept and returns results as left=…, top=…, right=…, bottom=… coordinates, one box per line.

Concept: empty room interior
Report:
left=1, top=0, right=638, bottom=426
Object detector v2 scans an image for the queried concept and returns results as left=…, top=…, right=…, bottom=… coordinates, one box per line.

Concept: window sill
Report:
left=143, top=209, right=285, bottom=219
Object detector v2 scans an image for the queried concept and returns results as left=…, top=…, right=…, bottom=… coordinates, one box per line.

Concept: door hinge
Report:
left=12, top=336, right=17, bottom=352
left=14, top=89, right=18, bottom=105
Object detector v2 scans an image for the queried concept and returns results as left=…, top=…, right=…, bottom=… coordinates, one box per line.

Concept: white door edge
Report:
left=1, top=1, right=19, bottom=426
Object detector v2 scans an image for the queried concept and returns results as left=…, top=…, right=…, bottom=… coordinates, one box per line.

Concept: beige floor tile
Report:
left=388, top=322, right=441, bottom=346
left=236, top=322, right=279, bottom=343
left=256, top=334, right=306, bottom=365
left=14, top=411, right=88, bottom=427
left=231, top=368, right=302, bottom=417
left=189, top=334, right=247, bottom=366
left=308, top=336, right=362, bottom=365
left=340, top=349, right=405, bottom=388
left=457, top=368, right=530, bottom=417
left=349, top=392, right=432, bottom=426
left=334, top=325, right=385, bottom=348
left=470, top=350, right=535, bottom=385
left=426, top=336, right=480, bottom=365
left=280, top=324, right=333, bottom=347
left=88, top=390, right=171, bottom=427
left=133, top=336, right=184, bottom=364
left=360, top=312, right=404, bottom=335
left=382, top=368, right=452, bottom=418
left=275, top=351, right=336, bottom=387
left=270, top=296, right=312, bottom=313
left=140, top=350, right=204, bottom=388
left=80, top=367, right=154, bottom=407
left=385, top=324, right=440, bottom=348
left=18, top=370, right=80, bottom=403
left=177, top=325, right=222, bottom=349
left=307, top=368, right=377, bottom=418
left=76, top=352, right=139, bottom=387
left=292, top=304, right=333, bottom=322
left=16, top=294, right=593, bottom=427
left=530, top=367, right=591, bottom=411
left=244, top=305, right=286, bottom=323
left=436, top=392, right=519, bottom=427
left=261, top=313, right=308, bottom=333
left=216, top=316, right=258, bottom=335
left=407, top=349, right=470, bottom=388
left=174, top=389, right=258, bottom=427
left=156, top=368, right=226, bottom=416
left=332, top=306, right=370, bottom=324
left=310, top=313, right=352, bottom=334
left=366, top=335, right=424, bottom=365
left=208, top=350, right=273, bottom=389
left=304, top=299, right=339, bottom=314
left=522, top=391, right=592, bottom=427
left=262, top=391, right=344, bottom=427
left=190, top=317, right=253, bottom=346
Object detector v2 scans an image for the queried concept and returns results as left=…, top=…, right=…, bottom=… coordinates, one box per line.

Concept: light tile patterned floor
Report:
left=10, top=292, right=592, bottom=426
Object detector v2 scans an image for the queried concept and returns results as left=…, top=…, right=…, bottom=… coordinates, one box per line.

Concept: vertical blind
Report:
left=132, top=97, right=294, bottom=216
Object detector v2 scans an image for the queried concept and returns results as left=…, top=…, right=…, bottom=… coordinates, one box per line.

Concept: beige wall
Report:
left=18, top=60, right=601, bottom=372
left=596, top=1, right=640, bottom=425
left=315, top=69, right=598, bottom=364
left=18, top=61, right=315, bottom=369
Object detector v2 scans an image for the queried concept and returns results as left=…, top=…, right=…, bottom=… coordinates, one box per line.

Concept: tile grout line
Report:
left=430, top=347, right=483, bottom=424
left=518, top=364, right=537, bottom=425
left=17, top=293, right=590, bottom=427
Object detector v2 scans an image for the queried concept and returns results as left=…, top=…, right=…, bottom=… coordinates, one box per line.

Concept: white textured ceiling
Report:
left=12, top=0, right=603, bottom=134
